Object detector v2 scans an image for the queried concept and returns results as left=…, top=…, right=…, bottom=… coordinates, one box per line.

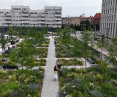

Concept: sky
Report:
left=0, top=0, right=102, bottom=17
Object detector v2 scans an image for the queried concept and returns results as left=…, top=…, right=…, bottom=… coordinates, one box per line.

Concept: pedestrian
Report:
left=54, top=65, right=58, bottom=81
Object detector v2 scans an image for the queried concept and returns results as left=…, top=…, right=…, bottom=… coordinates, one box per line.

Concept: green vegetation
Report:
left=57, top=58, right=83, bottom=66
left=0, top=68, right=44, bottom=97
left=58, top=62, right=117, bottom=97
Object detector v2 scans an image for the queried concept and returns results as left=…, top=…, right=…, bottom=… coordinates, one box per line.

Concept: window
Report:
left=0, top=12, right=3, bottom=14
left=116, top=7, right=117, bottom=13
left=14, top=8, right=21, bottom=10
left=114, top=15, right=116, bottom=21
left=112, top=15, right=113, bottom=21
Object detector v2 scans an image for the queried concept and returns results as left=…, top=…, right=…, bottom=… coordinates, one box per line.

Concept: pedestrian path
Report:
left=41, top=36, right=59, bottom=97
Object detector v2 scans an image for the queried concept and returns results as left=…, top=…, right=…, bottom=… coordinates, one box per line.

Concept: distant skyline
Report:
left=0, top=0, right=102, bottom=17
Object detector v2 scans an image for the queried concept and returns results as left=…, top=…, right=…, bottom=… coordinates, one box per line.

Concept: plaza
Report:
left=0, top=0, right=117, bottom=97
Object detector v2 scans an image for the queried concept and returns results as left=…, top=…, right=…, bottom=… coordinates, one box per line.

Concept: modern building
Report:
left=100, top=0, right=117, bottom=37
left=0, top=5, right=62, bottom=28
left=62, top=16, right=80, bottom=28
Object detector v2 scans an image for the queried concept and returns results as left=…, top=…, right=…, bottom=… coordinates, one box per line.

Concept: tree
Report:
left=0, top=33, right=8, bottom=54
left=41, top=27, right=48, bottom=35
left=59, top=29, right=70, bottom=59
left=81, top=30, right=92, bottom=97
left=36, top=31, right=45, bottom=46
left=9, top=39, right=36, bottom=97
left=106, top=37, right=117, bottom=66
left=56, top=27, right=61, bottom=36
left=71, top=28, right=77, bottom=36
left=70, top=37, right=82, bottom=69
left=7, top=27, right=15, bottom=44
left=97, top=34, right=107, bottom=61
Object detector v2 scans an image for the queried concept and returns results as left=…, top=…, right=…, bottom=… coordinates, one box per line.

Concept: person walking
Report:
left=54, top=65, right=58, bottom=81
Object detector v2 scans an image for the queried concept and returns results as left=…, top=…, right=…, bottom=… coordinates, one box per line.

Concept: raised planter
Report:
left=3, top=65, right=18, bottom=69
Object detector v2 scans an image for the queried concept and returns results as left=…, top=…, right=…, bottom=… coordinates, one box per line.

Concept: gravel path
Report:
left=41, top=36, right=59, bottom=97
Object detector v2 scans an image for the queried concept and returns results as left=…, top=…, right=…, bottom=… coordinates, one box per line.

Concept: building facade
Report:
left=101, top=0, right=117, bottom=37
left=62, top=16, right=80, bottom=28
left=91, top=13, right=101, bottom=25
left=0, top=5, right=62, bottom=28
left=80, top=13, right=93, bottom=23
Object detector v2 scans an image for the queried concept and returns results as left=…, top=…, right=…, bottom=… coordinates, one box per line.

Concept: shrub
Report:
left=9, top=75, right=16, bottom=81
left=101, top=82, right=117, bottom=97
left=106, top=68, right=117, bottom=79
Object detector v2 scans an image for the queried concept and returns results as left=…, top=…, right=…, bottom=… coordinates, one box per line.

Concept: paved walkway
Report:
left=41, top=36, right=59, bottom=97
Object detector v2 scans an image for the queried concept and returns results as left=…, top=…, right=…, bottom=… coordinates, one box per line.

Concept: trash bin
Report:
left=54, top=41, right=56, bottom=45
left=57, top=63, right=61, bottom=69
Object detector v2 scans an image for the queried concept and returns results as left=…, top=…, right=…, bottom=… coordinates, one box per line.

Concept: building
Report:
left=0, top=5, right=62, bottom=28
left=91, top=13, right=101, bottom=25
left=62, top=16, right=80, bottom=28
left=80, top=13, right=93, bottom=23
left=100, top=0, right=117, bottom=37
left=91, top=13, right=101, bottom=31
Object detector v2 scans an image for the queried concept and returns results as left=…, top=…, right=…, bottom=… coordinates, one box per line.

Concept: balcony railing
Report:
left=55, top=18, right=61, bottom=20
left=39, top=18, right=45, bottom=20
left=55, top=14, right=61, bottom=16
left=4, top=17, right=11, bottom=19
left=55, top=22, right=61, bottom=24
left=5, top=13, right=11, bottom=16
left=54, top=25, right=61, bottom=27
left=4, top=21, right=12, bottom=23
left=22, top=14, right=29, bottom=16
left=22, top=18, right=29, bottom=19
left=22, top=21, right=29, bottom=23
left=39, top=21, right=45, bottom=24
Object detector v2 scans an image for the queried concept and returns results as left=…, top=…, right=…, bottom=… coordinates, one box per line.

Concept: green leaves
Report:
left=106, top=37, right=117, bottom=66
left=0, top=33, right=8, bottom=51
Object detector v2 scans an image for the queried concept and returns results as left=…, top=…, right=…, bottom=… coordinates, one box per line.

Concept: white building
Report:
left=100, top=0, right=117, bottom=37
left=0, top=5, right=62, bottom=28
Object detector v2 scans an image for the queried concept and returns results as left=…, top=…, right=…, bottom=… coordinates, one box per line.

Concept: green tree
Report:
left=70, top=37, right=82, bottom=69
left=97, top=34, right=107, bottom=61
left=9, top=40, right=36, bottom=97
left=7, top=27, right=15, bottom=44
left=41, top=27, right=48, bottom=35
left=0, top=33, right=8, bottom=54
left=81, top=30, right=92, bottom=97
left=56, top=27, right=61, bottom=36
left=106, top=37, right=117, bottom=66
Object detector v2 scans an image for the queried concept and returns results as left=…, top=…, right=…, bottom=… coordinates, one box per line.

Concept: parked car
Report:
left=87, top=57, right=96, bottom=64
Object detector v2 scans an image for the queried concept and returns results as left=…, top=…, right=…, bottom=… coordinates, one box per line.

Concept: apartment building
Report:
left=62, top=16, right=80, bottom=28
left=100, top=0, right=117, bottom=37
left=0, top=5, right=62, bottom=28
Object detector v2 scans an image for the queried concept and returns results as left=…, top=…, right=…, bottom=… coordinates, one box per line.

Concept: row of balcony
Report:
left=1, top=25, right=61, bottom=28
left=1, top=17, right=61, bottom=20
left=2, top=13, right=61, bottom=16
left=3, top=21, right=61, bottom=24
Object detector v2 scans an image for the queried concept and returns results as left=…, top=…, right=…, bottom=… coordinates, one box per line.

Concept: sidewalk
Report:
left=41, top=36, right=59, bottom=97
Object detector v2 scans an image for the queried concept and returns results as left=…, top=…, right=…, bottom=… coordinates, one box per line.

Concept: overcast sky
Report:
left=0, top=0, right=102, bottom=17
